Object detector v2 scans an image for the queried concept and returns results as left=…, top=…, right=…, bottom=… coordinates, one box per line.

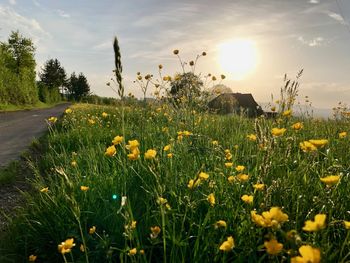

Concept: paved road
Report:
left=0, top=103, right=70, bottom=167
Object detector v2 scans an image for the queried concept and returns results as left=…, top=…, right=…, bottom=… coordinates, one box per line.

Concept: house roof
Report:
left=210, top=93, right=260, bottom=108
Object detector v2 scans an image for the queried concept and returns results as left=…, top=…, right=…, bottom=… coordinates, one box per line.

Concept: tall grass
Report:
left=1, top=102, right=349, bottom=262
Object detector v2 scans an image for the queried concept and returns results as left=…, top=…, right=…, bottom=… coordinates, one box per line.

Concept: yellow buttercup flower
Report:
left=308, top=139, right=328, bottom=148
left=89, top=226, right=96, bottom=234
left=29, top=255, right=37, bottom=262
left=163, top=144, right=171, bottom=151
left=225, top=162, right=233, bottom=168
left=237, top=174, right=249, bottom=182
left=102, top=112, right=108, bottom=118
left=128, top=147, right=140, bottom=160
left=207, top=193, right=215, bottom=206
left=241, top=195, right=253, bottom=204
left=214, top=220, right=227, bottom=229
left=343, top=221, right=350, bottom=229
left=105, top=145, right=116, bottom=157
left=126, top=140, right=140, bottom=151
left=144, top=149, right=157, bottom=160
left=320, top=175, right=340, bottom=186
left=88, top=119, right=95, bottom=125
left=71, top=160, right=77, bottom=167
left=219, top=236, right=235, bottom=252
left=128, top=248, right=137, bottom=256
left=253, top=183, right=265, bottom=191
left=40, top=187, right=49, bottom=193
left=150, top=226, right=161, bottom=239
left=300, top=141, right=317, bottom=152
left=167, top=153, right=173, bottom=158
left=58, top=238, right=75, bottom=254
left=291, top=245, right=321, bottom=263
left=292, top=122, right=303, bottom=131
left=235, top=165, right=245, bottom=172
left=48, top=116, right=57, bottom=123
left=112, top=135, right=123, bottom=145
left=157, top=197, right=168, bottom=205
left=264, top=239, right=283, bottom=255
left=65, top=108, right=72, bottom=114
left=271, top=128, right=286, bottom=137
left=199, top=172, right=209, bottom=180
left=282, top=109, right=292, bottom=117
left=302, top=214, right=326, bottom=232
left=339, top=131, right=347, bottom=138
left=247, top=134, right=257, bottom=141
left=80, top=244, right=85, bottom=252
left=228, top=176, right=235, bottom=183
left=212, top=140, right=219, bottom=146
left=251, top=207, right=288, bottom=228
left=80, top=186, right=89, bottom=192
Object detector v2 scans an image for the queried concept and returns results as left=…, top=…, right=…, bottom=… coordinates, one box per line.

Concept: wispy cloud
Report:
left=9, top=0, right=16, bottom=5
left=298, top=36, right=324, bottom=47
left=93, top=40, right=112, bottom=50
left=327, top=12, right=347, bottom=25
left=57, top=9, right=70, bottom=18
left=309, top=0, right=319, bottom=4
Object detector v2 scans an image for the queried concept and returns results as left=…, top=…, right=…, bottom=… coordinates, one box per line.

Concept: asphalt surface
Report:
left=0, top=103, right=70, bottom=167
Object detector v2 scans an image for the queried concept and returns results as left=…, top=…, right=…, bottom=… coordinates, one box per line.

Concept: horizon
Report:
left=1, top=0, right=350, bottom=109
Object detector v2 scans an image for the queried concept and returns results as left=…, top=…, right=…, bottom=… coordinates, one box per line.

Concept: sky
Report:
left=0, top=0, right=350, bottom=109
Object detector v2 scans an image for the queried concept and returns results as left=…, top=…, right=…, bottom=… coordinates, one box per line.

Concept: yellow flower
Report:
left=219, top=236, right=235, bottom=252
left=29, top=255, right=37, bottom=262
left=225, top=152, right=232, bottom=160
left=251, top=207, right=288, bottom=228
left=282, top=109, right=292, bottom=117
left=339, top=131, right=347, bottom=138
left=237, top=174, right=249, bottom=182
left=247, top=134, right=257, bottom=141
left=291, top=245, right=321, bottom=263
left=271, top=106, right=276, bottom=112
left=212, top=140, right=219, bottom=146
left=65, top=108, right=72, bottom=114
left=225, top=162, right=233, bottom=168
left=48, top=116, right=57, bottom=123
left=126, top=140, right=140, bottom=151
left=167, top=153, right=173, bottom=158
left=299, top=141, right=317, bottom=152
left=144, top=149, right=157, bottom=159
left=271, top=127, right=287, bottom=137
left=235, top=165, right=245, bottom=172
left=157, top=197, right=168, bottom=205
left=241, top=195, right=254, bottom=204
left=343, top=221, right=350, bottom=229
left=302, top=214, right=326, bottom=232
left=228, top=176, right=235, bottom=183
left=128, top=248, right=137, bottom=256
left=105, top=145, right=116, bottom=157
left=128, top=147, right=140, bottom=160
left=320, top=175, right=340, bottom=186
left=214, top=220, right=227, bottom=229
left=140, top=249, right=145, bottom=255
left=199, top=172, right=209, bottom=180
left=89, top=226, right=96, bottom=234
left=292, top=122, right=303, bottom=130
left=112, top=135, right=123, bottom=145
left=40, top=187, right=49, bottom=193
left=58, top=238, right=75, bottom=254
left=80, top=244, right=85, bottom=252
left=163, top=144, right=171, bottom=151
left=308, top=139, right=328, bottom=148
left=88, top=119, right=95, bottom=125
left=80, top=186, right=89, bottom=192
left=253, top=183, right=265, bottom=191
left=102, top=112, right=108, bottom=118
left=207, top=193, right=215, bottom=206
left=150, top=226, right=161, bottom=239
left=71, top=160, right=77, bottom=167
left=264, top=239, right=283, bottom=255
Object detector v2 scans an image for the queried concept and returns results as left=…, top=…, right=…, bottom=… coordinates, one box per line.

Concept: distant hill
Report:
left=258, top=102, right=333, bottom=119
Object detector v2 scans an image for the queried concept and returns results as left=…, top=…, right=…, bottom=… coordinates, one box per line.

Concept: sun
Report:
left=217, top=39, right=258, bottom=80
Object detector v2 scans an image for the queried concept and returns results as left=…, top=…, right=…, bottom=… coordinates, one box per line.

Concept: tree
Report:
left=67, top=72, right=90, bottom=101
left=169, top=72, right=203, bottom=106
left=39, top=58, right=67, bottom=92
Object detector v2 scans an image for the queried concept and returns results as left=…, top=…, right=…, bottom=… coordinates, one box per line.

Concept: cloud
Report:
left=309, top=0, right=319, bottom=3
left=327, top=12, right=347, bottom=25
left=32, top=0, right=40, bottom=7
left=9, top=0, right=16, bottom=5
left=298, top=36, right=324, bottom=47
left=93, top=40, right=112, bottom=50
left=57, top=9, right=70, bottom=18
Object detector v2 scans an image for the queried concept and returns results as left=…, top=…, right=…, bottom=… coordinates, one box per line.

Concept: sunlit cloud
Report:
left=57, top=9, right=70, bottom=18
left=327, top=12, right=347, bottom=25
left=309, top=0, right=319, bottom=4
left=298, top=36, right=324, bottom=47
left=9, top=0, right=16, bottom=5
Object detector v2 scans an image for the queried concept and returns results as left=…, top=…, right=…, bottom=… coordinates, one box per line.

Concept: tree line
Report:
left=0, top=31, right=90, bottom=106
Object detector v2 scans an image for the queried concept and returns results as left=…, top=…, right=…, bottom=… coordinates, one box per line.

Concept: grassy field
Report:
left=1, top=103, right=350, bottom=262
left=0, top=101, right=66, bottom=112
